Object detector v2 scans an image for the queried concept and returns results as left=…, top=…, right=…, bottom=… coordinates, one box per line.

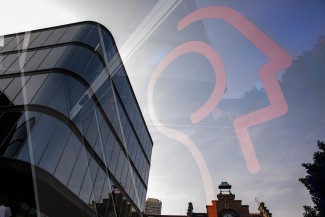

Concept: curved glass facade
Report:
left=0, top=21, right=152, bottom=217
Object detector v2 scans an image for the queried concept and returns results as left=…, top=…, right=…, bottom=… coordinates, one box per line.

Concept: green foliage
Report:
left=299, top=141, right=325, bottom=217
left=302, top=205, right=320, bottom=217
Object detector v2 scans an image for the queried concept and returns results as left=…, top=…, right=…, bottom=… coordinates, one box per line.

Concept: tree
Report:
left=299, top=141, right=325, bottom=217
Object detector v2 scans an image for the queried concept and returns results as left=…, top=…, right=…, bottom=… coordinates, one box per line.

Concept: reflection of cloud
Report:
left=179, top=6, right=292, bottom=173
left=147, top=38, right=227, bottom=203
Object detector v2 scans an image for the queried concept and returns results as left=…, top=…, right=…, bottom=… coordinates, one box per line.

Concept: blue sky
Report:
left=1, top=1, right=325, bottom=216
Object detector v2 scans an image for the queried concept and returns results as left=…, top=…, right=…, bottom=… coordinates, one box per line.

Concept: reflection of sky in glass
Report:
left=1, top=1, right=325, bottom=216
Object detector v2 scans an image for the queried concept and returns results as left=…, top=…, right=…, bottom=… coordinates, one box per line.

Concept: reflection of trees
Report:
left=93, top=189, right=140, bottom=217
left=239, top=36, right=325, bottom=121
left=239, top=86, right=268, bottom=115
left=299, top=141, right=325, bottom=217
left=280, top=36, right=325, bottom=119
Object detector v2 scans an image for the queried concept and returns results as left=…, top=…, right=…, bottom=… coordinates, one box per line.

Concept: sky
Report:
left=1, top=1, right=325, bottom=216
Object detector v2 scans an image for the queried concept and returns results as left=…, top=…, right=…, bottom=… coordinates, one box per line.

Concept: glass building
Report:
left=0, top=21, right=153, bottom=217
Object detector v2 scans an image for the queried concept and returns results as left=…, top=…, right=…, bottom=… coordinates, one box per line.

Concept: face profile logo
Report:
left=148, top=6, right=292, bottom=202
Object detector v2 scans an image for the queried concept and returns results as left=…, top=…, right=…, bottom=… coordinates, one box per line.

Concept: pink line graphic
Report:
left=148, top=41, right=226, bottom=203
left=179, top=6, right=292, bottom=173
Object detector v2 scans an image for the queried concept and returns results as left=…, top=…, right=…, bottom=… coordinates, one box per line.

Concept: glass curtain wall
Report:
left=0, top=21, right=152, bottom=217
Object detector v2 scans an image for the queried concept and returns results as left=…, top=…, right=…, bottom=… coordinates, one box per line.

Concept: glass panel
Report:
left=1, top=53, right=21, bottom=74
left=57, top=25, right=82, bottom=44
left=54, top=133, right=80, bottom=185
left=108, top=141, right=120, bottom=174
left=0, top=36, right=15, bottom=52
left=29, top=73, right=60, bottom=105
left=38, top=46, right=67, bottom=70
left=1, top=35, right=24, bottom=52
left=43, top=28, right=67, bottom=46
left=82, top=53, right=103, bottom=82
left=4, top=77, right=24, bottom=101
left=63, top=65, right=89, bottom=110
left=28, top=30, right=53, bottom=48
left=79, top=169, right=93, bottom=204
left=93, top=169, right=106, bottom=203
left=7, top=51, right=37, bottom=75
left=89, top=158, right=99, bottom=192
left=13, top=74, right=48, bottom=105
left=67, top=145, right=90, bottom=195
left=68, top=47, right=92, bottom=74
left=27, top=32, right=41, bottom=47
left=38, top=123, right=71, bottom=174
left=120, top=159, right=129, bottom=187
left=84, top=109, right=99, bottom=148
left=100, top=176, right=112, bottom=203
left=84, top=25, right=100, bottom=48
left=2, top=116, right=35, bottom=158
left=0, top=78, right=14, bottom=92
left=103, top=129, right=114, bottom=165
left=23, top=49, right=50, bottom=72
left=114, top=152, right=125, bottom=182
left=79, top=157, right=98, bottom=204
left=14, top=34, right=30, bottom=51
left=74, top=24, right=93, bottom=44
left=17, top=113, right=59, bottom=163
left=45, top=77, right=69, bottom=116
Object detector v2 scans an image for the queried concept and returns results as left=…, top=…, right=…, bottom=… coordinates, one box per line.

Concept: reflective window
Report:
left=1, top=53, right=21, bottom=74
left=79, top=169, right=94, bottom=204
left=23, top=49, right=50, bottom=72
left=38, top=47, right=67, bottom=70
left=100, top=177, right=112, bottom=203
left=13, top=74, right=48, bottom=105
left=103, top=128, right=114, bottom=165
left=43, top=28, right=67, bottom=46
left=4, top=77, right=26, bottom=102
left=27, top=32, right=41, bottom=47
left=84, top=109, right=100, bottom=147
left=120, top=159, right=130, bottom=187
left=2, top=117, right=35, bottom=158
left=108, top=141, right=120, bottom=174
left=74, top=24, right=93, bottom=44
left=54, top=133, right=80, bottom=185
left=28, top=30, right=53, bottom=48
left=0, top=78, right=14, bottom=92
left=17, top=113, right=59, bottom=163
left=92, top=169, right=106, bottom=203
left=6, top=51, right=37, bottom=75
left=1, top=35, right=24, bottom=52
left=38, top=123, right=72, bottom=174
left=57, top=25, right=82, bottom=44
left=0, top=36, right=15, bottom=52
left=67, top=145, right=90, bottom=195
left=45, top=77, right=69, bottom=116
left=114, top=152, right=126, bottom=182
left=83, top=25, right=100, bottom=48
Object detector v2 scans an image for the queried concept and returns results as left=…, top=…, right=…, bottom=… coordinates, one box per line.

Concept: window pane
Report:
left=28, top=30, right=53, bottom=48
left=18, top=113, right=59, bottom=164
left=5, top=77, right=24, bottom=102
left=38, top=46, right=67, bottom=70
left=0, top=36, right=15, bottom=52
left=108, top=141, right=120, bottom=174
left=68, top=146, right=90, bottom=195
left=1, top=35, right=24, bottom=52
left=43, top=28, right=67, bottom=46
left=13, top=74, right=48, bottom=105
left=1, top=53, right=21, bottom=74
left=54, top=133, right=80, bottom=185
left=23, top=49, right=50, bottom=72
left=93, top=169, right=106, bottom=203
left=38, top=124, right=71, bottom=174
